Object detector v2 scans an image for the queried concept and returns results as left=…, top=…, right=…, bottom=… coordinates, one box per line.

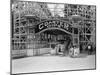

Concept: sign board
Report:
left=35, top=20, right=72, bottom=33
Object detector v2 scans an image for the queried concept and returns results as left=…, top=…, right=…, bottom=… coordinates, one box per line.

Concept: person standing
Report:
left=69, top=46, right=74, bottom=57
left=73, top=45, right=80, bottom=57
left=88, top=45, right=93, bottom=55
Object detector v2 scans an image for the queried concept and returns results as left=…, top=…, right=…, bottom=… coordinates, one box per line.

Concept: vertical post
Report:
left=72, top=27, right=74, bottom=46
left=78, top=26, right=80, bottom=53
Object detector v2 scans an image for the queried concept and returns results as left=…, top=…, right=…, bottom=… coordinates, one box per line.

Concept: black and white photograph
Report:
left=11, top=0, right=96, bottom=74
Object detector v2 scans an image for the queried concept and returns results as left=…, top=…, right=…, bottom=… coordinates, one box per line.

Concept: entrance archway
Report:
left=34, top=20, right=74, bottom=55
left=36, top=28, right=73, bottom=55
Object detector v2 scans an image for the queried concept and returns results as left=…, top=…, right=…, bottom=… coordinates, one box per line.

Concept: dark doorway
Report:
left=39, top=29, right=72, bottom=55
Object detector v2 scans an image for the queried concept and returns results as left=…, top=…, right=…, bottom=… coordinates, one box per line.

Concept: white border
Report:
left=0, top=0, right=100, bottom=75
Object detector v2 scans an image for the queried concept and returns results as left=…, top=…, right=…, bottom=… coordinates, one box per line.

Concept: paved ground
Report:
left=12, top=55, right=95, bottom=74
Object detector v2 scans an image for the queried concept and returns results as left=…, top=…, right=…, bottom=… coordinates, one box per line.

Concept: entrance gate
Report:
left=31, top=19, right=80, bottom=55
left=35, top=19, right=79, bottom=46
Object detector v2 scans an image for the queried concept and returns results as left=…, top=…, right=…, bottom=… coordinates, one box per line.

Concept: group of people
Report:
left=51, top=42, right=80, bottom=57
left=50, top=41, right=95, bottom=57
left=69, top=45, right=80, bottom=57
